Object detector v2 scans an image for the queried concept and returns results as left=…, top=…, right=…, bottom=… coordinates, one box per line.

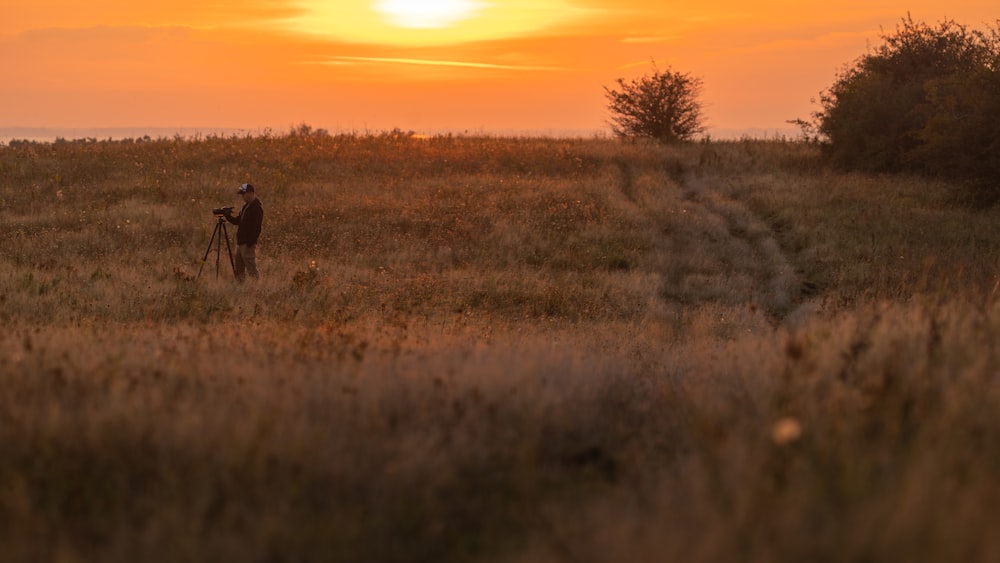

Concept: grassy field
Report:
left=1, top=131, right=998, bottom=562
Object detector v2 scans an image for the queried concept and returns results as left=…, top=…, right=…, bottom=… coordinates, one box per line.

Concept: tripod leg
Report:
left=222, top=223, right=236, bottom=276
left=215, top=223, right=223, bottom=279
left=197, top=221, right=221, bottom=280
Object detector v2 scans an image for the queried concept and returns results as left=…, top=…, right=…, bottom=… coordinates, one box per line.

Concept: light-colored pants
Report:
left=235, top=244, right=259, bottom=281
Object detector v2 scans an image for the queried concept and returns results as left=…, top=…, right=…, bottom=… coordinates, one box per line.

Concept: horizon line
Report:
left=0, top=125, right=798, bottom=143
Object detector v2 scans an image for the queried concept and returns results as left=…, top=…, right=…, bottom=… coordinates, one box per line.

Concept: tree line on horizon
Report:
left=605, top=16, right=1000, bottom=204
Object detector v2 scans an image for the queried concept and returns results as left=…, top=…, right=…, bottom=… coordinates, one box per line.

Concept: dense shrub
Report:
left=812, top=16, right=1000, bottom=202
left=604, top=63, right=706, bottom=144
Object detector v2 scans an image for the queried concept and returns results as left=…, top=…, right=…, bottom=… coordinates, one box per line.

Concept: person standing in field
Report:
left=222, top=183, right=263, bottom=281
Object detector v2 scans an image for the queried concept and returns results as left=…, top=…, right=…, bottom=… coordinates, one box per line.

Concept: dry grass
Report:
left=1, top=132, right=998, bottom=562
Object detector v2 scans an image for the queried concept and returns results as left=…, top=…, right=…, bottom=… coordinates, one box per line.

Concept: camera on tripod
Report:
left=200, top=207, right=236, bottom=279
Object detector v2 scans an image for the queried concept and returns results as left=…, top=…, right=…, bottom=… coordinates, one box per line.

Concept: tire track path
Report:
left=614, top=158, right=803, bottom=322
left=677, top=170, right=800, bottom=317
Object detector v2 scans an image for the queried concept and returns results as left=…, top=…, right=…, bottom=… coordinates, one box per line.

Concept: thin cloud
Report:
left=618, top=60, right=661, bottom=71
left=318, top=55, right=570, bottom=71
left=621, top=35, right=681, bottom=44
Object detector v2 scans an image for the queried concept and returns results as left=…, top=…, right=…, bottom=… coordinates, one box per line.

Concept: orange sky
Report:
left=1, top=1, right=997, bottom=137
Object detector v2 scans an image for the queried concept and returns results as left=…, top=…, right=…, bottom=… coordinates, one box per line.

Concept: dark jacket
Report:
left=225, top=198, right=263, bottom=245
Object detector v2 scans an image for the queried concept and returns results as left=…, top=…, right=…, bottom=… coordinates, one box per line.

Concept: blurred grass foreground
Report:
left=1, top=130, right=998, bottom=562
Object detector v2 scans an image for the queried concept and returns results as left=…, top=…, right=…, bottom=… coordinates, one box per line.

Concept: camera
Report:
left=213, top=206, right=234, bottom=216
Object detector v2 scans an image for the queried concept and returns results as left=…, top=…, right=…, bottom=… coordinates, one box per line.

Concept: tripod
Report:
left=197, top=216, right=236, bottom=280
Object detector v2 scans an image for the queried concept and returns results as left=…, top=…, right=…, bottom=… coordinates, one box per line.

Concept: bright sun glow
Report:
left=374, top=0, right=484, bottom=29
left=285, top=1, right=593, bottom=47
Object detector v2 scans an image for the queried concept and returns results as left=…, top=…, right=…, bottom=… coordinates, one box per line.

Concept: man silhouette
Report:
left=222, top=183, right=263, bottom=281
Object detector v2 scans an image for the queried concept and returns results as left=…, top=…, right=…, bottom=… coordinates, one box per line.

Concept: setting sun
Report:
left=285, top=0, right=589, bottom=46
left=374, top=0, right=483, bottom=29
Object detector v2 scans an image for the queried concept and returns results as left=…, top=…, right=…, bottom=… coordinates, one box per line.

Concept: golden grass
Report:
left=1, top=132, right=998, bottom=562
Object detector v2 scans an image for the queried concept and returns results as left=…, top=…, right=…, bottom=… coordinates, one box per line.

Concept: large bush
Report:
left=813, top=17, right=1000, bottom=201
left=604, top=64, right=706, bottom=143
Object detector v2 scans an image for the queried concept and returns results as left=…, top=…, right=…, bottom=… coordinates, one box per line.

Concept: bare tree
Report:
left=604, top=64, right=706, bottom=143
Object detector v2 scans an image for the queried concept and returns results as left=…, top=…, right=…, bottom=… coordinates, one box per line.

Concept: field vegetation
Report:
left=1, top=130, right=998, bottom=562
